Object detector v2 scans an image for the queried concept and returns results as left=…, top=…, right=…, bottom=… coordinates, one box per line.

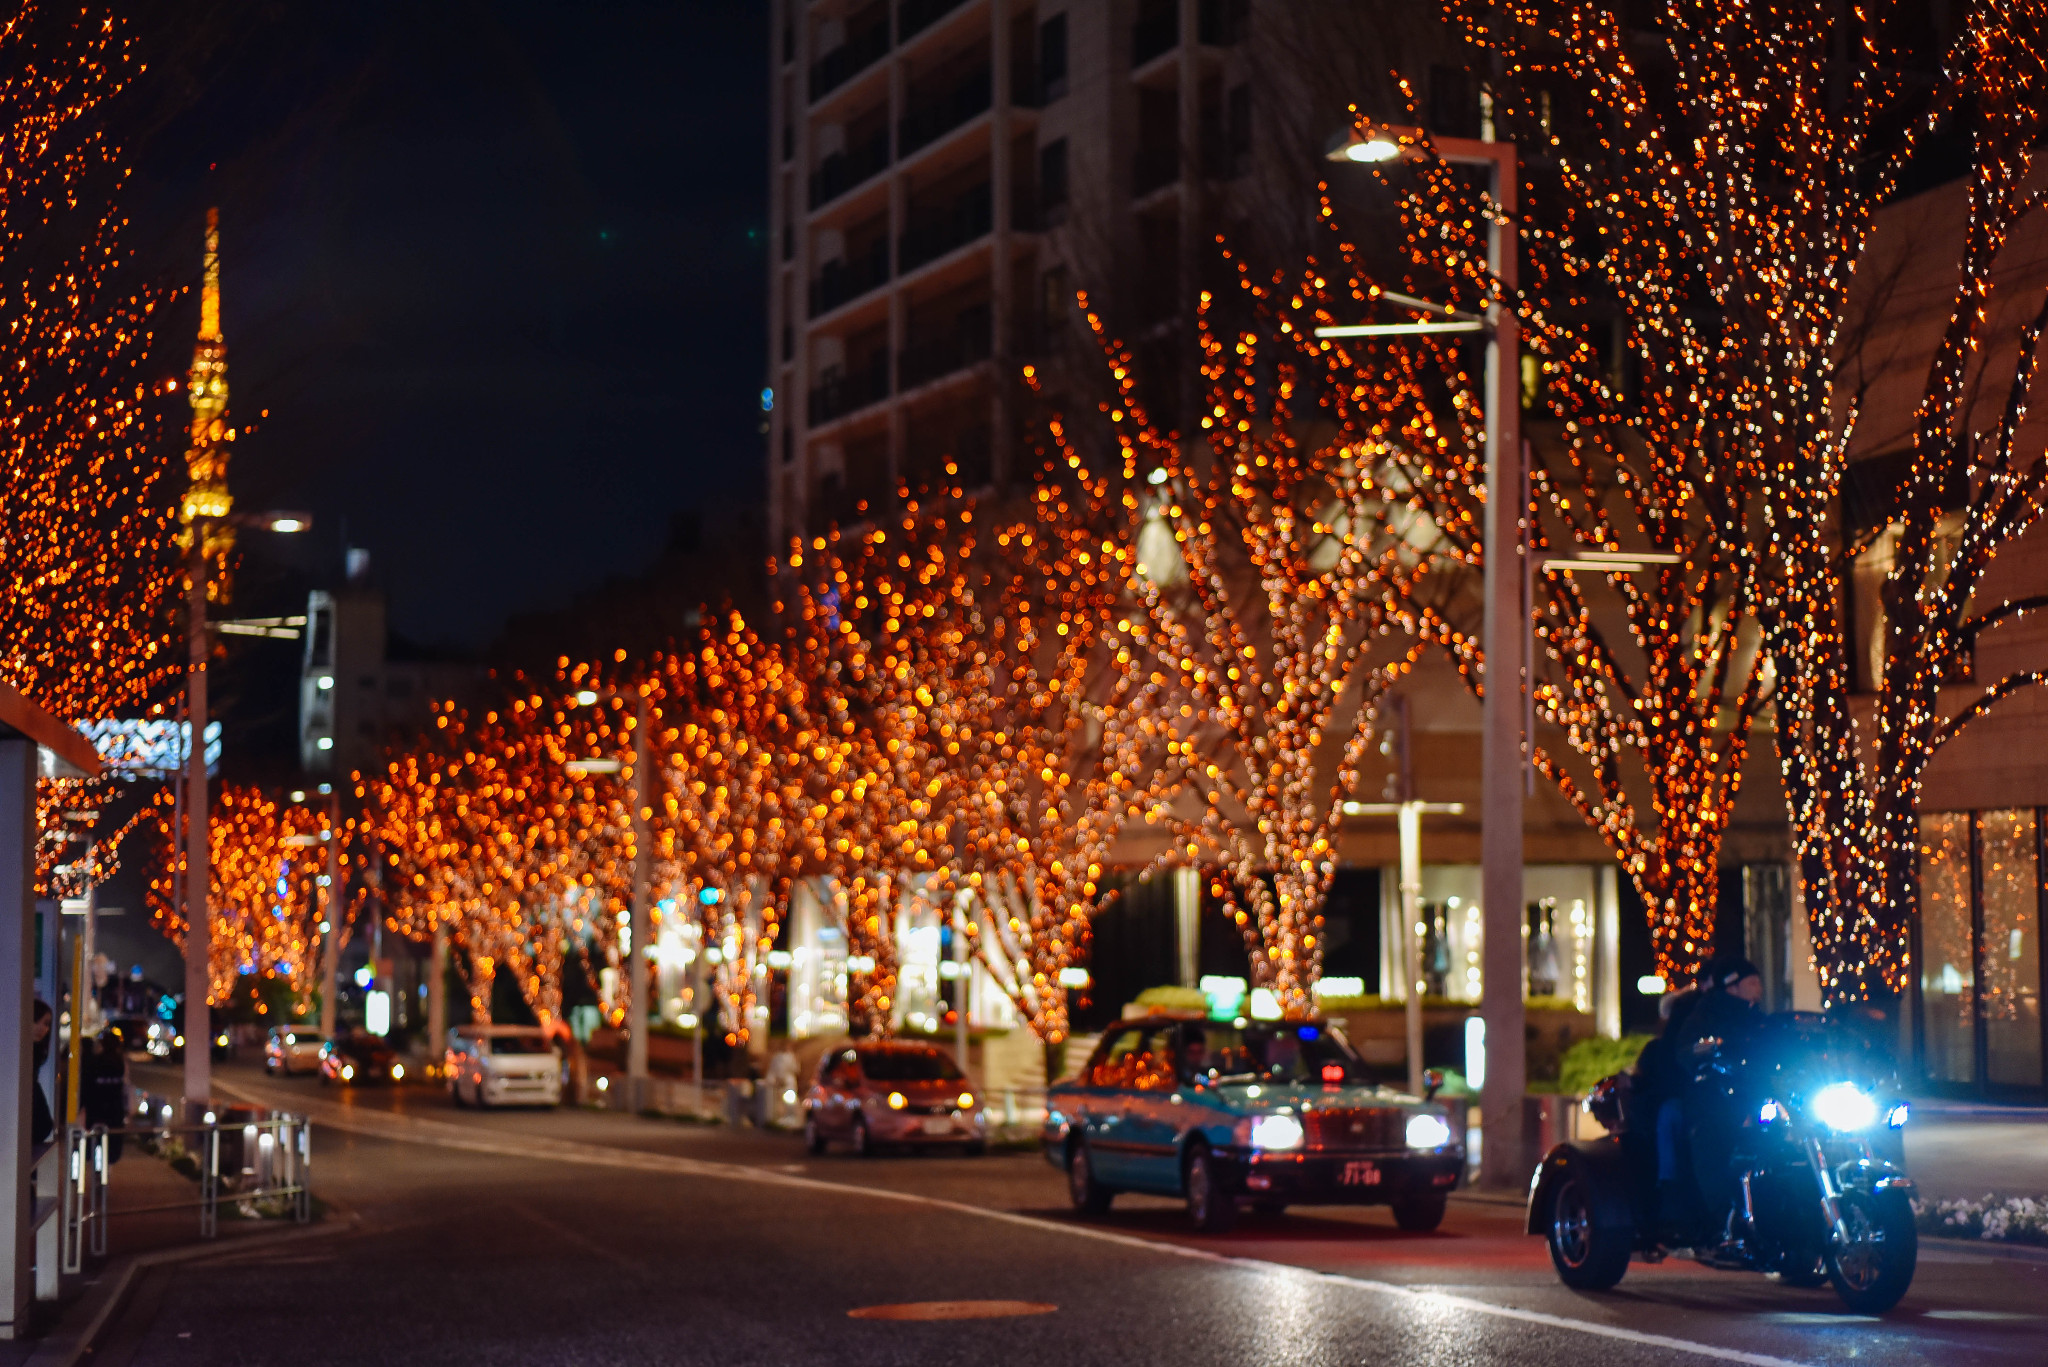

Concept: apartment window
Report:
left=783, top=23, right=794, bottom=64
left=1042, top=266, right=1070, bottom=330
left=783, top=426, right=794, bottom=466
left=783, top=220, right=794, bottom=262
left=783, top=120, right=794, bottom=162
left=782, top=323, right=794, bottom=362
left=1429, top=64, right=1480, bottom=139
left=1040, top=14, right=1069, bottom=102
left=1040, top=138, right=1070, bottom=216
left=1227, top=85, right=1251, bottom=168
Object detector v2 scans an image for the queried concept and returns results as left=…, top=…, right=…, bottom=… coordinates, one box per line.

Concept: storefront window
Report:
left=1980, top=810, right=2042, bottom=1088
left=1919, top=812, right=1974, bottom=1085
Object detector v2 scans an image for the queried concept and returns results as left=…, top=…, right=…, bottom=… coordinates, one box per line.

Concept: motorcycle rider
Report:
left=1632, top=963, right=1714, bottom=1235
left=1676, top=956, right=1766, bottom=1247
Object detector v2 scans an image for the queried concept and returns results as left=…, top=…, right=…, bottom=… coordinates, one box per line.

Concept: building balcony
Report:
left=899, top=316, right=992, bottom=391
left=809, top=352, right=891, bottom=425
left=898, top=0, right=969, bottom=43
left=809, top=128, right=891, bottom=210
left=1132, top=9, right=1178, bottom=68
left=808, top=239, right=891, bottom=318
left=899, top=183, right=991, bottom=273
left=898, top=68, right=992, bottom=159
left=1132, top=144, right=1179, bottom=197
left=810, top=18, right=890, bottom=102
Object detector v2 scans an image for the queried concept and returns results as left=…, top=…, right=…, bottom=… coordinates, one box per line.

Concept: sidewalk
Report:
left=0, top=1139, right=329, bottom=1366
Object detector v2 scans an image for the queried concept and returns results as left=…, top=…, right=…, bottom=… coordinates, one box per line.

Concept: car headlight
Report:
left=1405, top=1112, right=1453, bottom=1149
left=887, top=1092, right=906, bottom=1110
left=1250, top=1113, right=1304, bottom=1150
left=215, top=1033, right=229, bottom=1048
left=391, top=1064, right=405, bottom=1081
left=1811, top=1082, right=1878, bottom=1132
left=341, top=1064, right=355, bottom=1080
left=957, top=1092, right=975, bottom=1110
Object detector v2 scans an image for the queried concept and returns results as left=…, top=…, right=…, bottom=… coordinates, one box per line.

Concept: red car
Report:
left=803, top=1040, right=985, bottom=1156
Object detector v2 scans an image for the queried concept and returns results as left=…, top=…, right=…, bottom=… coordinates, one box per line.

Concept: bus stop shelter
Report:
left=0, top=682, right=102, bottom=1337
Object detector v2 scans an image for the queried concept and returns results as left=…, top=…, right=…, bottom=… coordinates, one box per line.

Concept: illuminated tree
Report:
left=1427, top=0, right=2048, bottom=997
left=148, top=784, right=338, bottom=1007
left=0, top=8, right=185, bottom=898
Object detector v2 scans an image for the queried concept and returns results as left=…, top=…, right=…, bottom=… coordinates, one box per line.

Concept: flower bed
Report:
left=1916, top=1194, right=2048, bottom=1248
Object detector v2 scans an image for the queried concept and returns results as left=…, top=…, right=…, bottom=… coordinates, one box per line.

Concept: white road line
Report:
left=222, top=1081, right=1813, bottom=1367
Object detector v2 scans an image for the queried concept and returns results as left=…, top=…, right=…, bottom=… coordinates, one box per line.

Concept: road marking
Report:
left=848, top=1300, right=1056, bottom=1320
left=220, top=1080, right=1813, bottom=1367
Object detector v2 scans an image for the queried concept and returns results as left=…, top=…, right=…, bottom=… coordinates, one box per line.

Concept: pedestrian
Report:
left=82, top=1029, right=128, bottom=1162
left=29, top=1000, right=53, bottom=1145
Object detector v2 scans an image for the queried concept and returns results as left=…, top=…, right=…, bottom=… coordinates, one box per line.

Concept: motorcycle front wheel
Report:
left=1824, top=1189, right=1916, bottom=1314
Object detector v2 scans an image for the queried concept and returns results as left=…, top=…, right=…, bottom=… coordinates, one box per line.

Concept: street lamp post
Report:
left=569, top=687, right=653, bottom=1110
left=1325, top=123, right=1524, bottom=1186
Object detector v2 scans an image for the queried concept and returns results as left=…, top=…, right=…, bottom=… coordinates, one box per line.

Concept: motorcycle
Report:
left=1526, top=1010, right=1918, bottom=1313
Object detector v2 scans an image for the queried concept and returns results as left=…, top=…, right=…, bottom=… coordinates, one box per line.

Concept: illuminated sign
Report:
left=78, top=721, right=221, bottom=778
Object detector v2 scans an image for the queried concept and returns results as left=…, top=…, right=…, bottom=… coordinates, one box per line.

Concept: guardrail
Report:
left=75, top=1095, right=312, bottom=1251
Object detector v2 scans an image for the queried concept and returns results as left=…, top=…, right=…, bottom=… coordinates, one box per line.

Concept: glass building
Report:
left=1916, top=811, right=2046, bottom=1099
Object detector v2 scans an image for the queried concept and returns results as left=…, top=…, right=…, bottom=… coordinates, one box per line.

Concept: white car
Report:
left=265, top=1026, right=325, bottom=1075
left=447, top=1025, right=563, bottom=1109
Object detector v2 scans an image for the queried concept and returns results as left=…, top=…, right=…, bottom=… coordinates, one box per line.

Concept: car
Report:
left=320, top=1031, right=406, bottom=1086
left=1043, top=1013, right=1465, bottom=1233
left=802, top=1040, right=985, bottom=1156
left=265, top=1026, right=326, bottom=1076
left=446, top=1025, right=562, bottom=1109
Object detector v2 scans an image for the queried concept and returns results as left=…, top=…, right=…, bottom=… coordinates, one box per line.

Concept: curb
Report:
left=1918, top=1234, right=2048, bottom=1264
left=21, top=1210, right=354, bottom=1367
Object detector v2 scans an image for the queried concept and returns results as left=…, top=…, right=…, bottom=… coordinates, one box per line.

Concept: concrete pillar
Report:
left=1596, top=865, right=1620, bottom=1040
left=1172, top=865, right=1199, bottom=988
left=428, top=921, right=448, bottom=1065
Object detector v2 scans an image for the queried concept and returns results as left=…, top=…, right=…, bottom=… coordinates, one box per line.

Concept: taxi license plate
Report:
left=1339, top=1160, right=1382, bottom=1187
left=921, top=1117, right=954, bottom=1136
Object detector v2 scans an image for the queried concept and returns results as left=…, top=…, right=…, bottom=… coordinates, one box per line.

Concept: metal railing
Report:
left=76, top=1095, right=313, bottom=1250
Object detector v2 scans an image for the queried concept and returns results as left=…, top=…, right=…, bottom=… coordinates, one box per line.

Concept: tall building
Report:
left=299, top=553, right=477, bottom=779
left=766, top=0, right=1407, bottom=548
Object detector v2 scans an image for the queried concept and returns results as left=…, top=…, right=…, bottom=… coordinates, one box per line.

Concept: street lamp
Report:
left=287, top=784, right=345, bottom=1045
left=181, top=508, right=309, bottom=1104
left=569, top=687, right=653, bottom=1110
left=1327, top=120, right=1526, bottom=1187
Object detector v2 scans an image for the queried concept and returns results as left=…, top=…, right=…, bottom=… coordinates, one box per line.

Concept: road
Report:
left=86, top=1061, right=2048, bottom=1367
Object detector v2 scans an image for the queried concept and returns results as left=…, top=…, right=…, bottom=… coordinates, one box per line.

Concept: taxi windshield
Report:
left=1183, top=1022, right=1367, bottom=1085
left=858, top=1049, right=964, bottom=1082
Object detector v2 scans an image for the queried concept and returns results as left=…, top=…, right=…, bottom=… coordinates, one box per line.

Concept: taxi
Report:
left=1044, top=1013, right=1463, bottom=1232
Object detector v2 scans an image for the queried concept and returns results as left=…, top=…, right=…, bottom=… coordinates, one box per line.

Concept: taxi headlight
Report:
left=886, top=1091, right=907, bottom=1110
left=1405, top=1113, right=1453, bottom=1149
left=1250, top=1114, right=1304, bottom=1150
left=1811, top=1082, right=1879, bottom=1132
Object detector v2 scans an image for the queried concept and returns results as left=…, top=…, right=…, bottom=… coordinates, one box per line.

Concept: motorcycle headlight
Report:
left=1811, top=1082, right=1879, bottom=1132
left=1250, top=1113, right=1304, bottom=1150
left=1405, top=1113, right=1452, bottom=1149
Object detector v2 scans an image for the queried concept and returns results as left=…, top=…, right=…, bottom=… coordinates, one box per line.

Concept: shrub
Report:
left=1917, top=1194, right=2048, bottom=1247
left=1555, top=1034, right=1653, bottom=1097
left=1132, top=985, right=1208, bottom=1013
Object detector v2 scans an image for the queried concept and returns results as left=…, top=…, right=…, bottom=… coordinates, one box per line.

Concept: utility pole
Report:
left=318, top=784, right=341, bottom=1042
left=182, top=538, right=212, bottom=1105
left=626, top=691, right=652, bottom=1112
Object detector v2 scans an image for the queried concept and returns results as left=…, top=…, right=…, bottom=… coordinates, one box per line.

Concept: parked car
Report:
left=446, top=1025, right=562, bottom=1109
left=1043, top=1013, right=1464, bottom=1233
left=802, top=1040, right=984, bottom=1156
left=320, top=1031, right=405, bottom=1086
left=264, top=1027, right=325, bottom=1076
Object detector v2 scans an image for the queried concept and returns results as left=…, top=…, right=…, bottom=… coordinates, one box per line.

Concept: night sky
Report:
left=122, top=1, right=770, bottom=651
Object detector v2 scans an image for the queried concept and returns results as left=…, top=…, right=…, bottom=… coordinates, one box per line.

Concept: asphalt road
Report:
left=92, top=1061, right=2048, bottom=1367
